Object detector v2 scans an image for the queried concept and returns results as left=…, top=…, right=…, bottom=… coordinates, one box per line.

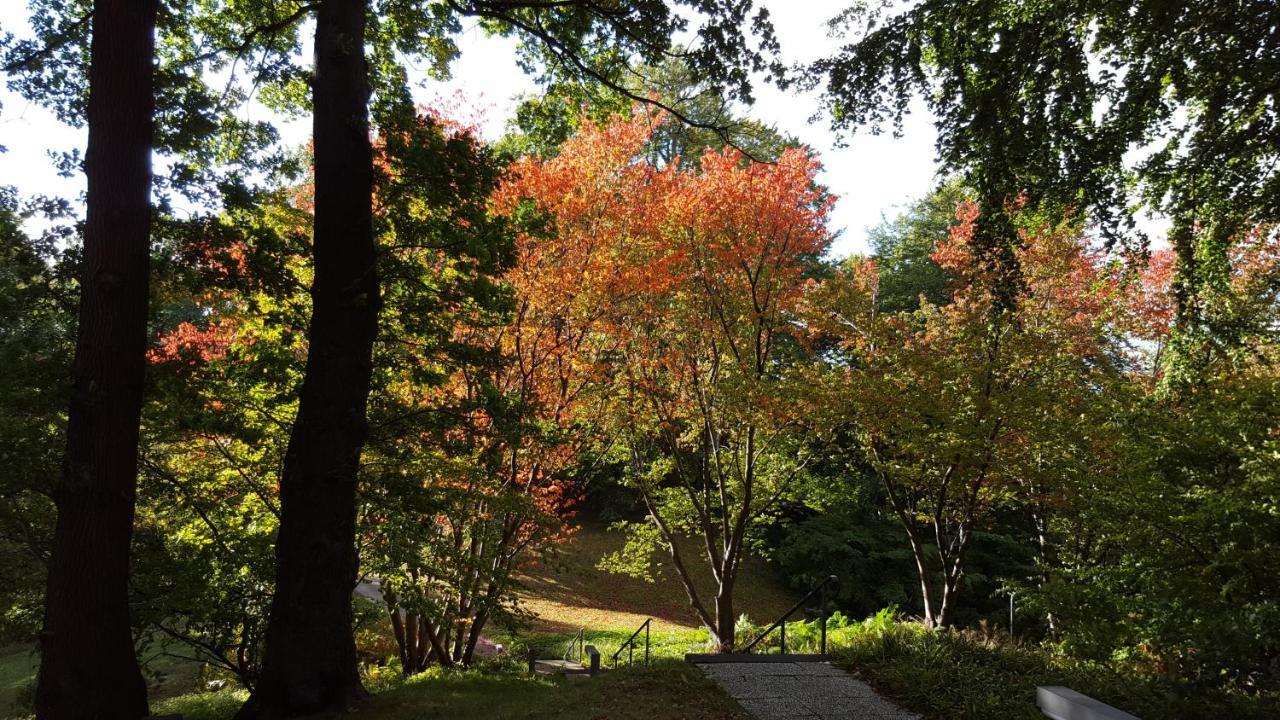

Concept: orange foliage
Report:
left=146, top=316, right=239, bottom=366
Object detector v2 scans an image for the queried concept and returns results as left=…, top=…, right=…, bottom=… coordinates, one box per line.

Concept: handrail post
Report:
left=741, top=575, right=838, bottom=656
left=820, top=579, right=828, bottom=656
left=644, top=620, right=650, bottom=666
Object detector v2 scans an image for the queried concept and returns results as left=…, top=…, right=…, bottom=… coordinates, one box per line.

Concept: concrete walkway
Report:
left=697, top=661, right=922, bottom=720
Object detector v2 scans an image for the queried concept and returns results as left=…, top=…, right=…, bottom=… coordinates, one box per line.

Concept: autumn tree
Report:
left=221, top=4, right=779, bottom=713
left=517, top=113, right=833, bottom=651
left=130, top=104, right=513, bottom=688
left=805, top=204, right=1121, bottom=628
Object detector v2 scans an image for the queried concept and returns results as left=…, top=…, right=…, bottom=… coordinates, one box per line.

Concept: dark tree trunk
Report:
left=35, top=1, right=157, bottom=717
left=236, top=0, right=376, bottom=716
left=713, top=587, right=735, bottom=652
left=461, top=609, right=489, bottom=665
left=413, top=615, right=430, bottom=672
left=388, top=608, right=408, bottom=670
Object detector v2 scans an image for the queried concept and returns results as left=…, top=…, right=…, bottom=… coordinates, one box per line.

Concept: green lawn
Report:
left=150, top=661, right=745, bottom=720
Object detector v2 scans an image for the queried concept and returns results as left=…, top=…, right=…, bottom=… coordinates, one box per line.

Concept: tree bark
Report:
left=388, top=608, right=408, bottom=671
left=236, top=0, right=376, bottom=716
left=713, top=583, right=736, bottom=652
left=36, top=0, right=157, bottom=717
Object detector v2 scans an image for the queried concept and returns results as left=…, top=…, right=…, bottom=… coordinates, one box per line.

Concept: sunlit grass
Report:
left=514, top=523, right=795, bottom=635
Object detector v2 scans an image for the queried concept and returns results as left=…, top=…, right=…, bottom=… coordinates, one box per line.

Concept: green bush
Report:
left=822, top=616, right=1279, bottom=720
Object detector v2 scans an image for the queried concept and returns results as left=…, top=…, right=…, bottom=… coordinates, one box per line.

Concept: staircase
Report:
left=529, top=627, right=601, bottom=677
left=528, top=618, right=653, bottom=677
left=686, top=575, right=839, bottom=664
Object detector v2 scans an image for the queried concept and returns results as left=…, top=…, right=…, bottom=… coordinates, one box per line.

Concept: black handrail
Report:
left=611, top=617, right=651, bottom=667
left=564, top=627, right=585, bottom=664
left=742, top=575, right=838, bottom=655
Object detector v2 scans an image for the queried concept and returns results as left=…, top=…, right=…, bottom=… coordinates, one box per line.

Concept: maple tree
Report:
left=512, top=112, right=834, bottom=651
left=804, top=203, right=1122, bottom=628
left=360, top=108, right=614, bottom=673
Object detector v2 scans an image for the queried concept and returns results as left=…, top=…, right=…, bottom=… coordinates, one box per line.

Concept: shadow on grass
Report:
left=350, top=660, right=747, bottom=720
left=516, top=524, right=795, bottom=634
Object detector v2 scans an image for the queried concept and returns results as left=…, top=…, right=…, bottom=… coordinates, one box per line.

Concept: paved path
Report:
left=697, top=661, right=922, bottom=720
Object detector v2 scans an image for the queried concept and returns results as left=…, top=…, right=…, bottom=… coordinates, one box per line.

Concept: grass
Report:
left=0, top=645, right=37, bottom=716
left=152, top=689, right=249, bottom=720
left=514, top=523, right=795, bottom=635
left=345, top=660, right=746, bottom=720
left=0, top=636, right=209, bottom=719
left=144, top=660, right=744, bottom=720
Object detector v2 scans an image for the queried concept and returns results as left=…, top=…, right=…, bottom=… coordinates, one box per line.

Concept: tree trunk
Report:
left=236, top=0, right=376, bottom=716
left=713, top=586, right=735, bottom=652
left=1031, top=504, right=1057, bottom=633
left=461, top=609, right=489, bottom=666
left=36, top=1, right=157, bottom=717
left=902, top=526, right=937, bottom=628
left=403, top=612, right=419, bottom=675
left=421, top=619, right=453, bottom=669
left=937, top=574, right=958, bottom=629
left=388, top=609, right=408, bottom=672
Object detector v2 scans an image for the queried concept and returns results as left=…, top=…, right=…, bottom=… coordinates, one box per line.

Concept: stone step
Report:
left=685, top=653, right=832, bottom=664
left=534, top=658, right=592, bottom=675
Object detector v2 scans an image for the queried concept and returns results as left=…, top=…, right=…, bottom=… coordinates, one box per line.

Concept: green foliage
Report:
left=810, top=0, right=1280, bottom=351
left=1032, top=371, right=1280, bottom=689
left=134, top=659, right=747, bottom=720
left=596, top=520, right=665, bottom=584
left=502, top=56, right=795, bottom=164
left=831, top=619, right=1279, bottom=720
left=867, top=181, right=969, bottom=313
left=0, top=188, right=72, bottom=643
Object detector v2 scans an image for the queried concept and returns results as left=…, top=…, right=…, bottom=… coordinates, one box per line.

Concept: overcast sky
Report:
left=0, top=0, right=942, bottom=257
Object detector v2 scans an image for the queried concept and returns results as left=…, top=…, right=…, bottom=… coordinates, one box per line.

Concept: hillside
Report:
left=514, top=523, right=796, bottom=635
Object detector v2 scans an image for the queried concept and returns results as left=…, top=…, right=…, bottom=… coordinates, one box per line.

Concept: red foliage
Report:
left=146, top=317, right=238, bottom=366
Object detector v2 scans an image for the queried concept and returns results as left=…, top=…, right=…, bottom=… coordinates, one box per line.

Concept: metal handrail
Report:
left=611, top=617, right=652, bottom=667
left=564, top=627, right=585, bottom=663
left=742, top=575, right=838, bottom=655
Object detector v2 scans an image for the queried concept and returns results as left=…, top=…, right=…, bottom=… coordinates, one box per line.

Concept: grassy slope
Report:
left=514, top=523, right=795, bottom=635
left=4, top=524, right=793, bottom=719
left=0, top=646, right=36, bottom=716
left=1, top=638, right=207, bottom=719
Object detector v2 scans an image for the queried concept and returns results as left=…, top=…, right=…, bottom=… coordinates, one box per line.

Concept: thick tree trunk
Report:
left=237, top=0, right=376, bottom=716
left=36, top=1, right=157, bottom=717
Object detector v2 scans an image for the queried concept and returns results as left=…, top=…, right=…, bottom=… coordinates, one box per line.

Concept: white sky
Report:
left=0, top=0, right=941, bottom=257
